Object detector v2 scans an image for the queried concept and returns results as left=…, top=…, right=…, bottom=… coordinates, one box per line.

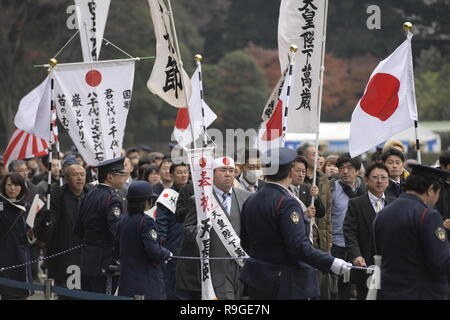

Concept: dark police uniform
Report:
left=240, top=148, right=345, bottom=300
left=74, top=157, right=125, bottom=294
left=374, top=164, right=450, bottom=300
left=117, top=181, right=171, bottom=299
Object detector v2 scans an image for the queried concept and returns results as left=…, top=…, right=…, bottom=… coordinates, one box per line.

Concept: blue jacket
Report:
left=118, top=212, right=170, bottom=300
left=374, top=193, right=450, bottom=300
left=240, top=182, right=334, bottom=299
left=74, top=184, right=123, bottom=278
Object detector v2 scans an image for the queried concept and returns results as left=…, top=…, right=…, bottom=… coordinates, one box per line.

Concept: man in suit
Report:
left=343, top=162, right=395, bottom=300
left=382, top=148, right=406, bottom=198
left=175, top=156, right=251, bottom=300
left=237, top=148, right=266, bottom=193
left=152, top=158, right=174, bottom=196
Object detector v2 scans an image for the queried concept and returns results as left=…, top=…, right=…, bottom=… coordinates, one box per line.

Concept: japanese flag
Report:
left=349, top=36, right=418, bottom=157
left=2, top=128, right=49, bottom=167
left=172, top=66, right=217, bottom=147
left=254, top=70, right=288, bottom=153
left=14, top=75, right=52, bottom=141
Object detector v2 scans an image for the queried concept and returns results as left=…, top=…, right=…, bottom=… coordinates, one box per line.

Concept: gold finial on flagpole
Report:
left=49, top=58, right=58, bottom=67
left=403, top=22, right=413, bottom=34
left=47, top=58, right=58, bottom=73
left=195, top=54, right=203, bottom=62
left=290, top=44, right=298, bottom=53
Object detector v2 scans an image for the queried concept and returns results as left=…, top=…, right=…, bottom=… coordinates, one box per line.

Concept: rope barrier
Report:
left=171, top=255, right=248, bottom=261
left=0, top=245, right=83, bottom=272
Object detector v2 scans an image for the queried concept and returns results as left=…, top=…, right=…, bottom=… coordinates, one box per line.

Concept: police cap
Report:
left=409, top=163, right=450, bottom=182
left=96, top=157, right=126, bottom=175
left=127, top=181, right=158, bottom=202
left=261, top=147, right=297, bottom=167
left=63, top=154, right=78, bottom=166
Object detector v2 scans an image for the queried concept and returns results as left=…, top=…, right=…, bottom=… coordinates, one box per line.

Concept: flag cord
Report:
left=52, top=30, right=80, bottom=60
left=102, top=38, right=135, bottom=59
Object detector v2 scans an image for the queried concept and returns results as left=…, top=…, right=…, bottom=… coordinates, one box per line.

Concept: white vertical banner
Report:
left=75, top=0, right=111, bottom=62
left=278, top=0, right=327, bottom=133
left=187, top=147, right=217, bottom=300
left=147, top=0, right=191, bottom=108
left=53, top=59, right=135, bottom=166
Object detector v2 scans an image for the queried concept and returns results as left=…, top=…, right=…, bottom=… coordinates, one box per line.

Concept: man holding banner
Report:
left=176, top=155, right=250, bottom=300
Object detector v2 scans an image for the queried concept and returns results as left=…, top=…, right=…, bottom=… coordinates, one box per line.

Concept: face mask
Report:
left=245, top=169, right=263, bottom=184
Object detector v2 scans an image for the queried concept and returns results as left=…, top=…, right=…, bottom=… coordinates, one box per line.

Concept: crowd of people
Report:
left=0, top=140, right=449, bottom=300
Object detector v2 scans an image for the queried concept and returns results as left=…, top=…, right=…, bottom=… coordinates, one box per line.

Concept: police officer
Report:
left=117, top=181, right=171, bottom=299
left=74, top=157, right=127, bottom=294
left=374, top=164, right=450, bottom=300
left=240, top=147, right=352, bottom=299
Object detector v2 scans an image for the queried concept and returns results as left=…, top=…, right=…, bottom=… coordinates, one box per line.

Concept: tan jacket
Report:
left=305, top=171, right=332, bottom=253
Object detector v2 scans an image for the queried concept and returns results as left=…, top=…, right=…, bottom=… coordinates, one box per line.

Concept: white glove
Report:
left=165, top=251, right=173, bottom=263
left=330, top=258, right=352, bottom=275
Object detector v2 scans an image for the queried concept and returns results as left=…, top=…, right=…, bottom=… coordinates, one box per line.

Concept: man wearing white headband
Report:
left=176, top=156, right=251, bottom=300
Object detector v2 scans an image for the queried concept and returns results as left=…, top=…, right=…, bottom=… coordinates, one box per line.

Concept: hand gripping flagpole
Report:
left=195, top=54, right=209, bottom=148
left=403, top=21, right=422, bottom=164
left=166, top=0, right=197, bottom=148
left=311, top=0, right=329, bottom=203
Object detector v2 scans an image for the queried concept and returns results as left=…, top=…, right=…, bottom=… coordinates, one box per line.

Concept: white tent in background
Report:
left=285, top=122, right=441, bottom=153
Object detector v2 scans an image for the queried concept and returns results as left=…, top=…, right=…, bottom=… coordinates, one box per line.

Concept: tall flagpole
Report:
left=194, top=54, right=209, bottom=148
left=46, top=59, right=56, bottom=210
left=403, top=21, right=422, bottom=164
left=166, top=0, right=197, bottom=148
left=311, top=0, right=329, bottom=200
left=281, top=45, right=297, bottom=146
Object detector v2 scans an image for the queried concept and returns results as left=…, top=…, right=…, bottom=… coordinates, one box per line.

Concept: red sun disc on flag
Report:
left=262, top=99, right=283, bottom=141
left=85, top=70, right=102, bottom=87
left=163, top=193, right=169, bottom=198
left=199, top=157, right=207, bottom=168
left=360, top=73, right=400, bottom=121
left=222, top=157, right=230, bottom=165
left=175, top=108, right=190, bottom=131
